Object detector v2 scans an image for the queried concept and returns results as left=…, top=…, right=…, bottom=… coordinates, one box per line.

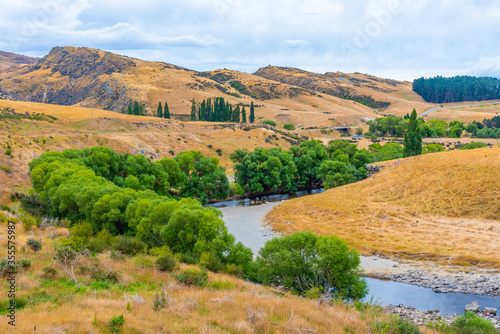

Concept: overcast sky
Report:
left=0, top=0, right=499, bottom=81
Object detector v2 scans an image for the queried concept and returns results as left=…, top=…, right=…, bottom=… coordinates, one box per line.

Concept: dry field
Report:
left=266, top=147, right=500, bottom=267
left=0, top=224, right=406, bottom=334
left=0, top=100, right=299, bottom=205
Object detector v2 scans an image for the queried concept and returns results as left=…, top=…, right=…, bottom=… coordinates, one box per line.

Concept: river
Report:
left=207, top=191, right=500, bottom=315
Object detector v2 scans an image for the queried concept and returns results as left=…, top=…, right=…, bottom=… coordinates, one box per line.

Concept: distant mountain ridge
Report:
left=0, top=46, right=429, bottom=127
left=0, top=50, right=38, bottom=71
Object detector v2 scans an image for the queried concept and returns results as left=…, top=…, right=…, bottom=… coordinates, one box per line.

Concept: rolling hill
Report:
left=0, top=50, right=38, bottom=71
left=266, top=147, right=500, bottom=267
left=0, top=46, right=417, bottom=128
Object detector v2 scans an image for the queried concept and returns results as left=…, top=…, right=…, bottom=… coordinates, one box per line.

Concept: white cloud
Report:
left=0, top=0, right=500, bottom=80
left=281, top=40, right=310, bottom=48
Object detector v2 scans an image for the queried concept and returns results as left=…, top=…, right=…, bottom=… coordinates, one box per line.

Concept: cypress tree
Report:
left=233, top=105, right=240, bottom=123
left=249, top=101, right=255, bottom=123
left=403, top=109, right=422, bottom=157
left=200, top=100, right=206, bottom=121
left=242, top=106, right=247, bottom=123
left=191, top=99, right=197, bottom=121
left=164, top=102, right=170, bottom=119
left=157, top=102, right=163, bottom=118
left=133, top=101, right=140, bottom=116
left=127, top=101, right=133, bottom=115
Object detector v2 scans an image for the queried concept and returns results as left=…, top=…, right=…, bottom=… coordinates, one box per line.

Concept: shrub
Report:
left=18, top=259, right=31, bottom=270
left=257, top=232, right=367, bottom=299
left=111, top=236, right=146, bottom=255
left=207, top=279, right=235, bottom=291
left=372, top=315, right=422, bottom=334
left=156, top=254, right=177, bottom=272
left=87, top=238, right=108, bottom=253
left=461, top=142, right=487, bottom=150
left=108, top=314, right=125, bottom=333
left=222, top=264, right=244, bottom=278
left=453, top=311, right=497, bottom=334
left=283, top=123, right=296, bottom=131
left=229, top=183, right=245, bottom=196
left=89, top=266, right=120, bottom=283
left=260, top=120, right=276, bottom=126
left=20, top=214, right=39, bottom=231
left=133, top=254, right=156, bottom=269
left=110, top=250, right=126, bottom=261
left=27, top=238, right=42, bottom=252
left=0, top=164, right=12, bottom=173
left=41, top=266, right=58, bottom=279
left=173, top=268, right=208, bottom=287
left=199, top=252, right=223, bottom=273
left=153, top=291, right=168, bottom=312
left=178, top=253, right=198, bottom=265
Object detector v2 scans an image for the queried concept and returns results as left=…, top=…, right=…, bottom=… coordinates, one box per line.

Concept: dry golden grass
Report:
left=0, top=224, right=390, bottom=334
left=267, top=147, right=500, bottom=267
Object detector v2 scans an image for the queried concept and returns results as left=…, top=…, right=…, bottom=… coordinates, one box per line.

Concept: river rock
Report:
left=465, top=301, right=480, bottom=313
left=482, top=307, right=497, bottom=316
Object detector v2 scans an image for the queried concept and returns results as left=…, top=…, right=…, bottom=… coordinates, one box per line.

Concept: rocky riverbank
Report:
left=384, top=303, right=500, bottom=330
left=374, top=269, right=500, bottom=296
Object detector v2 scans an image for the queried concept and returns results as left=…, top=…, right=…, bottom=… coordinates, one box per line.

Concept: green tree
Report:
left=257, top=232, right=367, bottom=299
left=157, top=102, right=163, bottom=118
left=127, top=102, right=133, bottom=115
left=241, top=106, right=247, bottom=123
left=318, top=160, right=360, bottom=190
left=191, top=99, right=197, bottom=121
left=164, top=102, right=170, bottom=119
left=403, top=109, right=422, bottom=157
left=422, top=144, right=445, bottom=154
left=133, top=101, right=140, bottom=116
left=249, top=102, right=255, bottom=123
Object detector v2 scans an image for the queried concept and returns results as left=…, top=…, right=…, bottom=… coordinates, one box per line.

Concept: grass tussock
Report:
left=267, top=147, right=500, bottom=268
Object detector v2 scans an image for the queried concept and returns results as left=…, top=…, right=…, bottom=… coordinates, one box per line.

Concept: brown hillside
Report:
left=254, top=66, right=433, bottom=116
left=0, top=50, right=38, bottom=72
left=0, top=47, right=381, bottom=128
left=266, top=147, right=500, bottom=267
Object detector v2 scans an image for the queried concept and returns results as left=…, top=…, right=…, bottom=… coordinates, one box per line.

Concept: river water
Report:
left=207, top=191, right=500, bottom=315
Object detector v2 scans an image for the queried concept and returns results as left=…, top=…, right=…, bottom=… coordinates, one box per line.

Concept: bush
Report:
left=461, top=142, right=487, bottom=150
left=373, top=316, right=422, bottom=334
left=18, top=259, right=31, bottom=270
left=110, top=250, right=126, bottom=261
left=283, top=123, right=296, bottom=131
left=173, top=268, right=208, bottom=287
left=133, top=255, right=156, bottom=269
left=41, top=266, right=58, bottom=279
left=27, top=238, right=42, bottom=252
left=111, top=236, right=146, bottom=256
left=257, top=232, right=367, bottom=299
left=261, top=120, right=277, bottom=126
left=156, top=254, right=177, bottom=272
left=207, top=279, right=235, bottom=291
left=199, top=252, right=223, bottom=273
left=87, top=238, right=108, bottom=253
left=108, top=314, right=125, bottom=333
left=229, top=183, right=245, bottom=196
left=453, top=311, right=497, bottom=334
left=178, top=253, right=198, bottom=265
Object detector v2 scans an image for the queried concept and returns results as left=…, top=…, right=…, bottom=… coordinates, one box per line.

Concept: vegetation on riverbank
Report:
left=267, top=146, right=500, bottom=267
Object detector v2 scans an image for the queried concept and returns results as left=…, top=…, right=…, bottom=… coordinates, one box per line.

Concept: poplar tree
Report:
left=127, top=102, right=133, bottom=115
left=249, top=101, right=255, bottom=123
left=133, top=101, right=140, bottom=116
left=242, top=106, right=247, bottom=123
left=157, top=102, right=163, bottom=118
left=164, top=102, right=170, bottom=119
left=403, top=109, right=422, bottom=157
left=191, top=99, right=197, bottom=121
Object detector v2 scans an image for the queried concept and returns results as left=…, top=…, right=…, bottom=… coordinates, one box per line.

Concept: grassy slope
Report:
left=0, top=100, right=312, bottom=205
left=267, top=147, right=500, bottom=267
left=0, top=225, right=401, bottom=334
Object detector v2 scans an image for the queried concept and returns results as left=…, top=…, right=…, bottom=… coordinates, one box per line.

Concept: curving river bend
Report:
left=207, top=191, right=500, bottom=315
